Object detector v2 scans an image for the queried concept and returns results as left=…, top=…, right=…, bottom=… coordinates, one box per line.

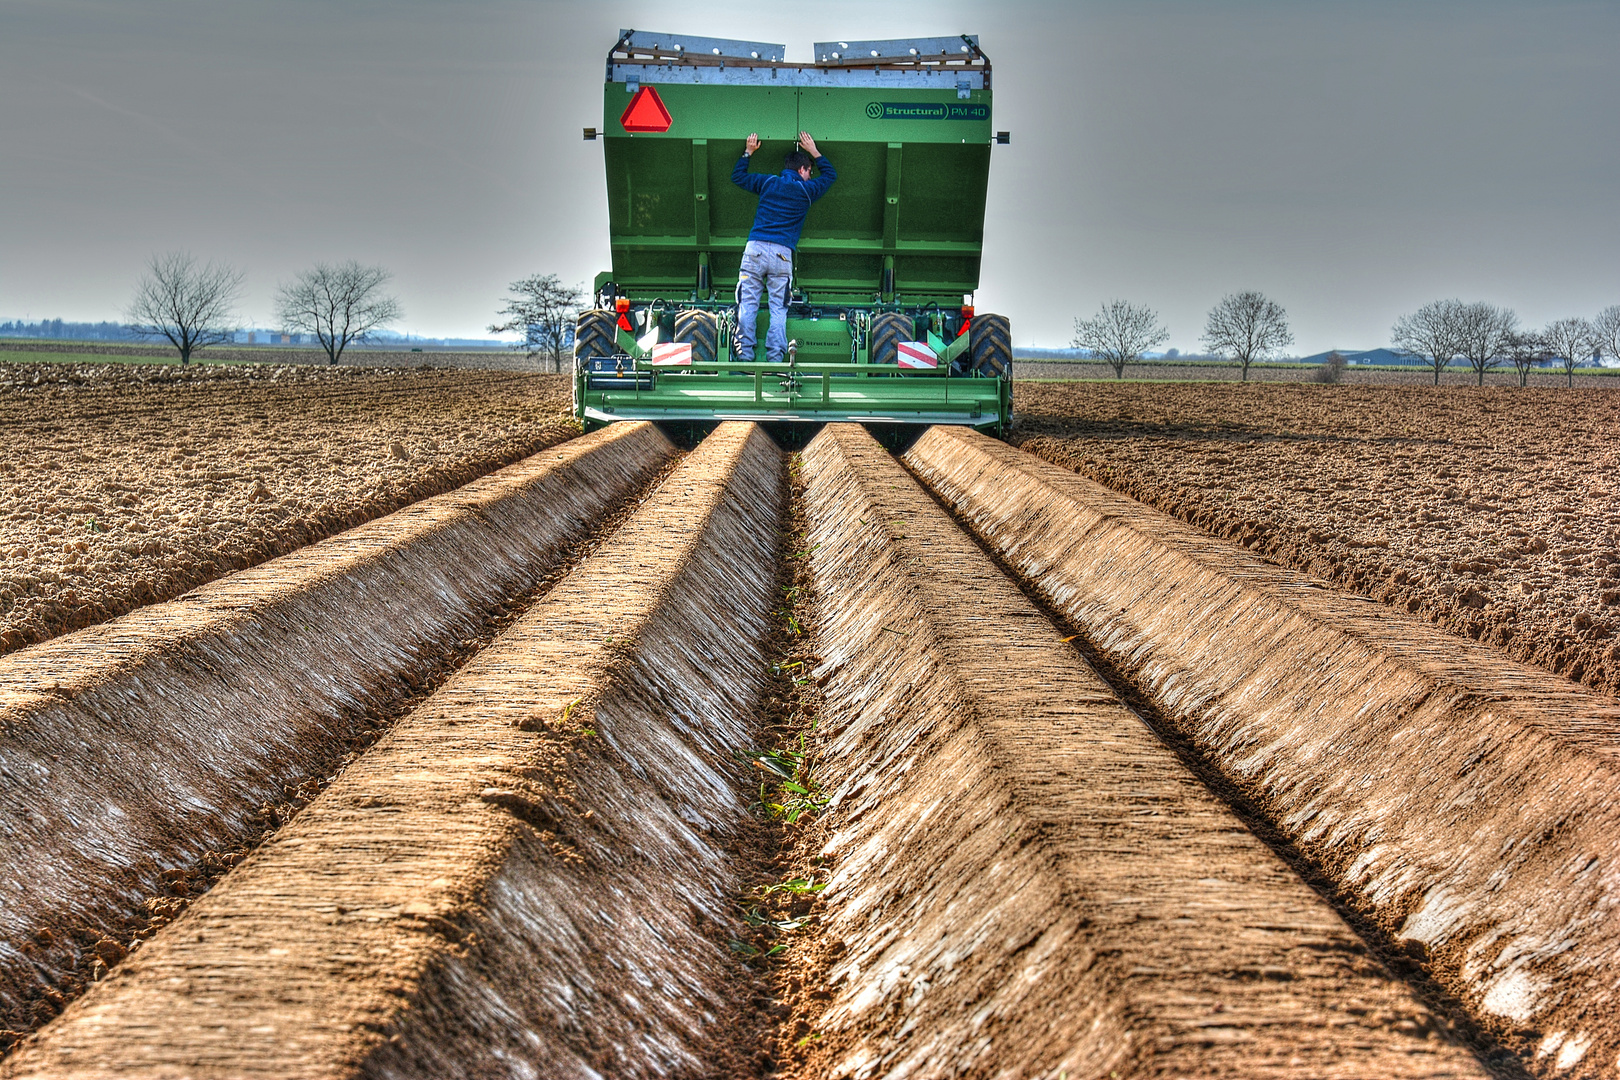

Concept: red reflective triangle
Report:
left=620, top=86, right=673, bottom=133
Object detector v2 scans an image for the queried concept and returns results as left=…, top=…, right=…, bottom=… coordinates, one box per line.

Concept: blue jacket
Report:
left=732, top=154, right=836, bottom=250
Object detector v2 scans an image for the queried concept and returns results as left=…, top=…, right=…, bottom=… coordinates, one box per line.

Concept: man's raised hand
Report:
left=745, top=133, right=760, bottom=155
left=798, top=131, right=819, bottom=158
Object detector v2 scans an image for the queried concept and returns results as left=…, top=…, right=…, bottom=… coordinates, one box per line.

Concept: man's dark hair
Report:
left=784, top=149, right=813, bottom=172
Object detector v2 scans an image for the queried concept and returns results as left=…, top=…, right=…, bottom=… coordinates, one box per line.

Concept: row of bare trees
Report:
left=1072, top=291, right=1618, bottom=386
left=126, top=252, right=402, bottom=365
left=129, top=254, right=587, bottom=371
left=1391, top=300, right=1618, bottom=387
left=1071, top=292, right=1294, bottom=380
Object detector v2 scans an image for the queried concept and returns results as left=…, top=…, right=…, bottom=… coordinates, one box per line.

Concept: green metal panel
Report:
left=793, top=87, right=991, bottom=304
left=604, top=83, right=797, bottom=301
left=783, top=317, right=852, bottom=361
left=606, top=81, right=797, bottom=141
left=733, top=314, right=850, bottom=362
left=599, top=51, right=994, bottom=305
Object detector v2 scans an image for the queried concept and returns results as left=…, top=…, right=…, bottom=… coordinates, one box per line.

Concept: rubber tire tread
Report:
left=575, top=310, right=618, bottom=362
left=970, top=313, right=1012, bottom=377
left=673, top=310, right=719, bottom=365
left=870, top=312, right=914, bottom=367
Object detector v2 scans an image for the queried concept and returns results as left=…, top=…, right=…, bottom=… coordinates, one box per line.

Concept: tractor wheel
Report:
left=574, top=309, right=618, bottom=365
left=970, top=313, right=1012, bottom=377
left=674, top=310, right=718, bottom=365
left=869, top=312, right=913, bottom=366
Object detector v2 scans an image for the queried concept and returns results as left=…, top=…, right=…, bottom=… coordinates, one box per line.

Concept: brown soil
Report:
left=1013, top=381, right=1620, bottom=697
left=0, top=340, right=565, bottom=371
left=0, top=422, right=678, bottom=1052
left=3, top=423, right=785, bottom=1079
left=777, top=423, right=1490, bottom=1078
left=908, top=425, right=1620, bottom=1079
left=1016, top=361, right=1620, bottom=387
left=0, top=361, right=575, bottom=655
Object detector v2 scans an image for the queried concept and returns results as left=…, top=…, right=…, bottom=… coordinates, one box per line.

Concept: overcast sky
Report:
left=2, top=0, right=1617, bottom=353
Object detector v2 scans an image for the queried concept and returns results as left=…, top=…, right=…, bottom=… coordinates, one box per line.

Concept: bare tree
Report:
left=1391, top=299, right=1464, bottom=385
left=1593, top=305, right=1620, bottom=367
left=1200, top=291, right=1294, bottom=382
left=1310, top=350, right=1348, bottom=384
left=489, top=274, right=585, bottom=373
left=1072, top=300, right=1169, bottom=380
left=126, top=251, right=244, bottom=365
left=274, top=261, right=402, bottom=365
left=1542, top=317, right=1598, bottom=388
left=1502, top=329, right=1547, bottom=388
left=1454, top=301, right=1518, bottom=386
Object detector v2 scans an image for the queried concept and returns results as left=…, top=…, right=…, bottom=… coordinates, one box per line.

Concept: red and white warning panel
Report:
left=897, top=342, right=938, bottom=369
left=649, top=342, right=693, bottom=366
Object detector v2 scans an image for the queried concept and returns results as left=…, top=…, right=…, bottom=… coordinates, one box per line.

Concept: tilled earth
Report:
left=1014, top=380, right=1620, bottom=697
left=0, top=340, right=568, bottom=373
left=0, top=362, right=575, bottom=655
left=6, top=391, right=1617, bottom=1077
left=1015, top=360, right=1620, bottom=386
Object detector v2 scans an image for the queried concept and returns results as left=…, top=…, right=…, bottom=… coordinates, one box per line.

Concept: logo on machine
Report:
left=865, top=102, right=988, bottom=121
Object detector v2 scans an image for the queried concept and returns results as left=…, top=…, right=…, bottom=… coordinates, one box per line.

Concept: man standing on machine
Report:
left=731, top=130, right=836, bottom=364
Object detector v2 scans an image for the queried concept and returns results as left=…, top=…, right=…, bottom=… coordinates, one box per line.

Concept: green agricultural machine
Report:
left=576, top=30, right=1012, bottom=436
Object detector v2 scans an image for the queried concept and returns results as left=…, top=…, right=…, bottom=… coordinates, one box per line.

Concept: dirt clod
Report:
left=91, top=939, right=125, bottom=967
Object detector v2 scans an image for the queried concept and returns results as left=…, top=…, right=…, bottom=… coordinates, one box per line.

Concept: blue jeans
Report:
left=735, top=240, right=793, bottom=363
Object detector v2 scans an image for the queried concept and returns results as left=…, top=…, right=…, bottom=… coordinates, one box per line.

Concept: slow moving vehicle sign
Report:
left=620, top=86, right=673, bottom=133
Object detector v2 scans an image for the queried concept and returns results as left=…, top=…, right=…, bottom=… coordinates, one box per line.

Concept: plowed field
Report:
left=0, top=362, right=574, bottom=654
left=8, top=370, right=1620, bottom=1078
left=1014, top=381, right=1620, bottom=696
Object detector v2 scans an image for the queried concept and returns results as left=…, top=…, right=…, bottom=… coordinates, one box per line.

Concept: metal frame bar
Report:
left=690, top=139, right=710, bottom=248
left=606, top=30, right=990, bottom=89
left=812, top=35, right=982, bottom=63
left=607, top=65, right=987, bottom=90
left=612, top=30, right=786, bottom=64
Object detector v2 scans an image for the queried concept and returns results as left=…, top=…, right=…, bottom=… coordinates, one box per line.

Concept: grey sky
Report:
left=1, top=0, right=1616, bottom=354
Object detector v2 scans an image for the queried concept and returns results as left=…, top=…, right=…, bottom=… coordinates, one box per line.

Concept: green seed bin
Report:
left=577, top=30, right=1012, bottom=435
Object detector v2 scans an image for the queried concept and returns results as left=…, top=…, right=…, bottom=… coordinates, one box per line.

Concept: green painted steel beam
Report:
left=577, top=368, right=1010, bottom=436
left=882, top=142, right=902, bottom=252
left=691, top=139, right=710, bottom=247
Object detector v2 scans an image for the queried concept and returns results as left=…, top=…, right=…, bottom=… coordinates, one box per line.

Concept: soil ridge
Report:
left=0, top=422, right=675, bottom=1039
left=3, top=421, right=784, bottom=1078
left=784, top=423, right=1484, bottom=1078
left=907, top=424, right=1620, bottom=1079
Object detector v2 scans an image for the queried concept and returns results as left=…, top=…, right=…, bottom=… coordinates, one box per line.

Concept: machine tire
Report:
left=969, top=313, right=1012, bottom=377
left=869, top=312, right=913, bottom=366
left=674, top=310, right=719, bottom=365
left=574, top=309, right=618, bottom=365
